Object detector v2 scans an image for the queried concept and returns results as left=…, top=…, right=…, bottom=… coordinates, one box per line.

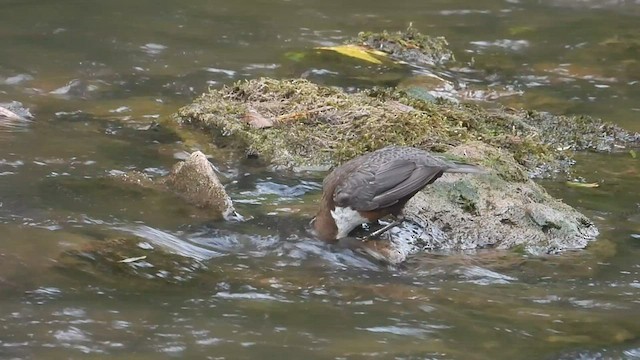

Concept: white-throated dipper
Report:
left=310, top=146, right=484, bottom=242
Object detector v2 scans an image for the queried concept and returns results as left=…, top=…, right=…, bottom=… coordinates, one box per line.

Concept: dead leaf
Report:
left=243, top=108, right=273, bottom=129
left=386, top=100, right=415, bottom=113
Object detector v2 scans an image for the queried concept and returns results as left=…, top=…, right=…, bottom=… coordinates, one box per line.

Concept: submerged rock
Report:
left=55, top=236, right=208, bottom=286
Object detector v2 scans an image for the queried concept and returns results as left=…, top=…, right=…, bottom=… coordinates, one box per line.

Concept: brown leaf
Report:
left=243, top=108, right=273, bottom=129
left=386, top=100, right=415, bottom=113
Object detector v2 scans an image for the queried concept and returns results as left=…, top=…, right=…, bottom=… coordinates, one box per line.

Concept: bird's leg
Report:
left=362, top=214, right=405, bottom=241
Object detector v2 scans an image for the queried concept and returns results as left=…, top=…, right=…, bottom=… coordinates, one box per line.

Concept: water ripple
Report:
left=116, top=225, right=221, bottom=261
left=458, top=266, right=517, bottom=285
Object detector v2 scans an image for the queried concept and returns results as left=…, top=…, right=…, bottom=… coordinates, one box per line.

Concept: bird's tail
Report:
left=445, top=163, right=488, bottom=174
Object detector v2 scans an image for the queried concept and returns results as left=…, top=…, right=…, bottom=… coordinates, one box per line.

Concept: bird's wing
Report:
left=369, top=164, right=444, bottom=209
left=336, top=159, right=442, bottom=211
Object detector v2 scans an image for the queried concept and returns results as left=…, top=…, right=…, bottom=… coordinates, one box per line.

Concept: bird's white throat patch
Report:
left=330, top=206, right=368, bottom=239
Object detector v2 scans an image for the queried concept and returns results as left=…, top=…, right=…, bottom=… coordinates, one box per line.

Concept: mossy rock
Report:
left=176, top=78, right=638, bottom=177
left=393, top=143, right=599, bottom=258
left=341, top=143, right=598, bottom=264
left=348, top=26, right=455, bottom=65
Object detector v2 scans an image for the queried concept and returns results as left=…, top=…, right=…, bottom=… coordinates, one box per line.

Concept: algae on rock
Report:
left=160, top=151, right=239, bottom=221
left=398, top=143, right=598, bottom=257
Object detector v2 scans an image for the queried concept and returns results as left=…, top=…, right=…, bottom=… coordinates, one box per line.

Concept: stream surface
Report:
left=1, top=1, right=640, bottom=359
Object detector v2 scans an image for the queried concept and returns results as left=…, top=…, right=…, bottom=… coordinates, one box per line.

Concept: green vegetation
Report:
left=175, top=78, right=637, bottom=177
left=349, top=25, right=455, bottom=65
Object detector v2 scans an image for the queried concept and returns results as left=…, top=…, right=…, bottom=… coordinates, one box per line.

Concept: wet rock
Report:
left=113, top=151, right=240, bottom=221
left=111, top=170, right=157, bottom=188
left=360, top=143, right=598, bottom=264
left=160, top=151, right=239, bottom=221
left=398, top=74, right=523, bottom=103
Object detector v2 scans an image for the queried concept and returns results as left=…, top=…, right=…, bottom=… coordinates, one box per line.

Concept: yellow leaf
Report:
left=566, top=181, right=600, bottom=188
left=315, top=45, right=385, bottom=64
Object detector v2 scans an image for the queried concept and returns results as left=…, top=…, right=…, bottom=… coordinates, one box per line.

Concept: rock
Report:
left=364, top=143, right=598, bottom=264
left=399, top=74, right=523, bottom=103
left=173, top=77, right=618, bottom=263
left=108, top=151, right=241, bottom=221
left=159, top=151, right=240, bottom=221
left=350, top=26, right=455, bottom=66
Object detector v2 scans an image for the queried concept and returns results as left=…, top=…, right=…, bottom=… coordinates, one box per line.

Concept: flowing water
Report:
left=1, top=0, right=640, bottom=359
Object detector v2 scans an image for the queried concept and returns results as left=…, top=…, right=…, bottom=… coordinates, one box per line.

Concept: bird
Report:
left=310, top=146, right=485, bottom=242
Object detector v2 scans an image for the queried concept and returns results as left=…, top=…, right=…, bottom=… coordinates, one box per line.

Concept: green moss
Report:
left=448, top=182, right=480, bottom=215
left=349, top=25, right=455, bottom=65
left=175, top=78, right=639, bottom=177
